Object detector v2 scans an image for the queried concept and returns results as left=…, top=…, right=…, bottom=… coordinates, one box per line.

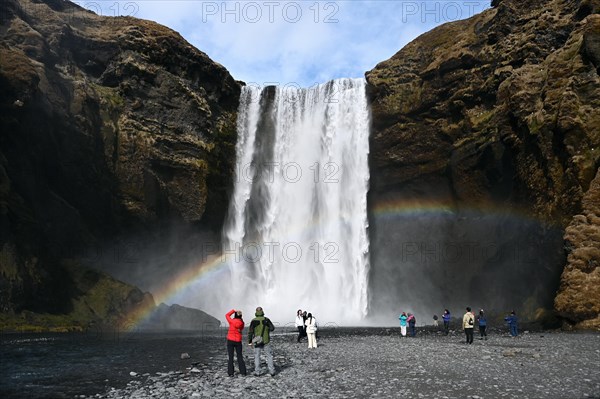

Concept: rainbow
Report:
left=125, top=197, right=556, bottom=329
left=371, top=197, right=559, bottom=227
left=125, top=210, right=357, bottom=328
left=125, top=253, right=230, bottom=330
left=372, top=198, right=456, bottom=218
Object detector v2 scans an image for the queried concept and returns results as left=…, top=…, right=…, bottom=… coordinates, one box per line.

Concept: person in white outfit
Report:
left=305, top=313, right=318, bottom=348
left=295, top=309, right=305, bottom=342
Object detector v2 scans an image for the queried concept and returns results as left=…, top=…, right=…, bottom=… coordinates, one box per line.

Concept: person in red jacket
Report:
left=226, top=309, right=247, bottom=377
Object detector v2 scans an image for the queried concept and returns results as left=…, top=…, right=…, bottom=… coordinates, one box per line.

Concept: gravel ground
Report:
left=87, top=329, right=600, bottom=399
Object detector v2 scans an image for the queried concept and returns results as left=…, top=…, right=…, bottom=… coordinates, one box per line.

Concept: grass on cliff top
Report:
left=0, top=312, right=87, bottom=333
left=372, top=8, right=495, bottom=81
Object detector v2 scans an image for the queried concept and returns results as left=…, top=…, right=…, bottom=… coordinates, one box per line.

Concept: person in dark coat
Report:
left=442, top=309, right=451, bottom=335
left=407, top=313, right=417, bottom=337
left=505, top=310, right=518, bottom=337
left=478, top=309, right=488, bottom=340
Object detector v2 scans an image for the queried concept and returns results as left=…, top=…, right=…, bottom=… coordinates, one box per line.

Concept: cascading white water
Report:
left=222, top=78, right=370, bottom=324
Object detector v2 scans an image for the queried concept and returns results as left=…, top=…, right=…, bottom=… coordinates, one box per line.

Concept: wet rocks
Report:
left=88, top=330, right=600, bottom=399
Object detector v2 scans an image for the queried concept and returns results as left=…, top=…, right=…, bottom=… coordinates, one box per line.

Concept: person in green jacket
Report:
left=248, top=306, right=276, bottom=376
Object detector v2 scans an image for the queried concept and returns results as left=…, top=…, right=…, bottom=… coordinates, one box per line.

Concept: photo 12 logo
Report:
left=234, top=161, right=341, bottom=184
left=202, top=241, right=340, bottom=264
left=399, top=241, right=539, bottom=264
left=14, top=1, right=140, bottom=19
left=80, top=1, right=140, bottom=17
left=200, top=1, right=340, bottom=23
left=400, top=1, right=486, bottom=23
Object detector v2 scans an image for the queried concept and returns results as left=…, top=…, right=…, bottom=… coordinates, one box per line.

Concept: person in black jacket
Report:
left=407, top=313, right=417, bottom=337
left=295, top=309, right=305, bottom=342
left=248, top=307, right=276, bottom=376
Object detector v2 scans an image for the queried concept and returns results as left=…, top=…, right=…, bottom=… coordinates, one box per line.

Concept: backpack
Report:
left=252, top=318, right=270, bottom=345
left=468, top=316, right=474, bottom=326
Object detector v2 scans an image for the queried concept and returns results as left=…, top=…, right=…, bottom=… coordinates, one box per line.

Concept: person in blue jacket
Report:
left=399, top=312, right=408, bottom=337
left=442, top=309, right=451, bottom=335
left=477, top=309, right=487, bottom=340
left=504, top=310, right=518, bottom=337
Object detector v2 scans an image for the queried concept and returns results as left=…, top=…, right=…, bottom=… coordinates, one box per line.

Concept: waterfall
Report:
left=222, top=78, right=370, bottom=324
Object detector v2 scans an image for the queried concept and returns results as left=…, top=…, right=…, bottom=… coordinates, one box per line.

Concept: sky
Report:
left=82, top=0, right=490, bottom=89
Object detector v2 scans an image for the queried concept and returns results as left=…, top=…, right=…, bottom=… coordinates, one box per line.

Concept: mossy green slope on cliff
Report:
left=0, top=257, right=154, bottom=332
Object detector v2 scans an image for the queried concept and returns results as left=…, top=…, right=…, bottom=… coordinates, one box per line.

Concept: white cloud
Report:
left=83, top=1, right=490, bottom=86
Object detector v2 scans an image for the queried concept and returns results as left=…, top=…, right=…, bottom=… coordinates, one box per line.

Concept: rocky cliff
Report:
left=0, top=0, right=240, bottom=328
left=555, top=169, right=600, bottom=328
left=366, top=0, right=600, bottom=328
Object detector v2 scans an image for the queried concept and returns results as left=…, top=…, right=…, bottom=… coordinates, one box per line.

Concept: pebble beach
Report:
left=87, top=328, right=600, bottom=399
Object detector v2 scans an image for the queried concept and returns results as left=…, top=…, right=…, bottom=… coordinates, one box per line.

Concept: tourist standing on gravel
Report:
left=505, top=310, right=518, bottom=337
left=302, top=310, right=308, bottom=337
left=248, top=307, right=276, bottom=376
left=463, top=307, right=475, bottom=344
left=407, top=313, right=417, bottom=337
left=477, top=309, right=487, bottom=340
left=442, top=309, right=451, bottom=335
left=225, top=309, right=247, bottom=377
left=305, top=312, right=318, bottom=348
left=295, top=309, right=305, bottom=342
left=399, top=312, right=408, bottom=337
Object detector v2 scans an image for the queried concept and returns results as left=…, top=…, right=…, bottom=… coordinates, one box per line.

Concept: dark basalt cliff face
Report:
left=0, top=0, right=240, bottom=328
left=366, top=0, right=600, bottom=328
